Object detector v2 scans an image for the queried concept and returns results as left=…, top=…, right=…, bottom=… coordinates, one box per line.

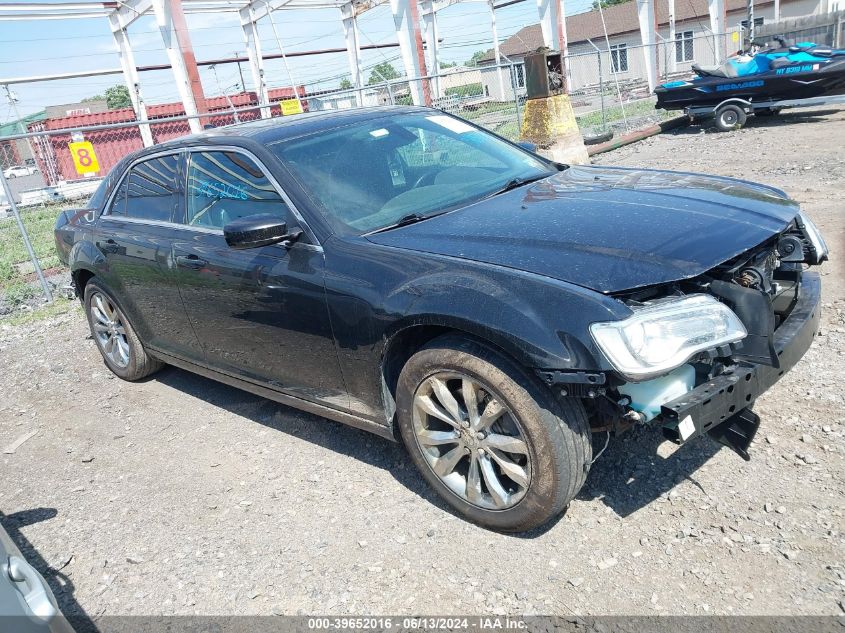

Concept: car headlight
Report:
left=590, top=295, right=747, bottom=381
left=797, top=211, right=828, bottom=264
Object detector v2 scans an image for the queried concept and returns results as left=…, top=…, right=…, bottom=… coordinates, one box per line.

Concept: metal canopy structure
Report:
left=0, top=0, right=716, bottom=139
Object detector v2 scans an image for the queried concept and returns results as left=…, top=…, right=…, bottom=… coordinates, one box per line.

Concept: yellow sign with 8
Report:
left=68, top=141, right=100, bottom=175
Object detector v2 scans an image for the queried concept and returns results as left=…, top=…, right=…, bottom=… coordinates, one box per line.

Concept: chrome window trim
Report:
left=100, top=144, right=323, bottom=252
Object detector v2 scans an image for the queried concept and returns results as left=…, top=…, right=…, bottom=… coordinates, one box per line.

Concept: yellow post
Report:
left=520, top=93, right=589, bottom=165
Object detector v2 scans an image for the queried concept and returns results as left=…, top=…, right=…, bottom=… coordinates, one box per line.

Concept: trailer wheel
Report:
left=715, top=104, right=747, bottom=131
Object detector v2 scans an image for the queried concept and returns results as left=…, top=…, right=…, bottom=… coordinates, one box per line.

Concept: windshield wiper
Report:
left=489, top=174, right=551, bottom=197
left=368, top=212, right=438, bottom=234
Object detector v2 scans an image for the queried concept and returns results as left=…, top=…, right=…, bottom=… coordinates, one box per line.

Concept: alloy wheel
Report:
left=90, top=292, right=131, bottom=368
left=412, top=372, right=532, bottom=510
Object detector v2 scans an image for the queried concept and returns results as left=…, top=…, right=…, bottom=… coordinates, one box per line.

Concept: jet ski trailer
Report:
left=655, top=41, right=845, bottom=131
left=683, top=94, right=845, bottom=131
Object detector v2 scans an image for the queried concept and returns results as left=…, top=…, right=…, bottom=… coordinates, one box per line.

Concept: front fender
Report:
left=383, top=265, right=628, bottom=371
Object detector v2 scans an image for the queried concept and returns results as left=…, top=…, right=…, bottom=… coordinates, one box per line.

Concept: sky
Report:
left=0, top=0, right=600, bottom=121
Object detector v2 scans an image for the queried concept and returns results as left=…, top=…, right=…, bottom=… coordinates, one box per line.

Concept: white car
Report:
left=3, top=165, right=37, bottom=178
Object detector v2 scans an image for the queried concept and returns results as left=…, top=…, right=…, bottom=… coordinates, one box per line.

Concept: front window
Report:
left=610, top=44, right=628, bottom=73
left=675, top=31, right=695, bottom=63
left=182, top=150, right=291, bottom=229
left=270, top=113, right=553, bottom=235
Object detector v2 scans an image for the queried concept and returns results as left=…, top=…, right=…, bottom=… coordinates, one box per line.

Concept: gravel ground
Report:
left=1, top=107, right=844, bottom=622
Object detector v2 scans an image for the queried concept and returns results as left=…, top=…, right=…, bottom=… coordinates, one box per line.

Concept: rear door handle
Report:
left=176, top=255, right=207, bottom=269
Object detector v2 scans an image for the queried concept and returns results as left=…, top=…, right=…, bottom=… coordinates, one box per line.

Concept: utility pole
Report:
left=747, top=0, right=755, bottom=43
left=3, top=85, right=38, bottom=168
left=233, top=51, right=246, bottom=91
left=209, top=65, right=240, bottom=123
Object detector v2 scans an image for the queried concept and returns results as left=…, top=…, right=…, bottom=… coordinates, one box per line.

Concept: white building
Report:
left=478, top=0, right=831, bottom=100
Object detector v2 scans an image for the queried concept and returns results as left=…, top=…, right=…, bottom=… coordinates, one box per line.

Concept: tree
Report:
left=339, top=78, right=353, bottom=90
left=592, top=0, right=631, bottom=9
left=439, top=60, right=458, bottom=69
left=82, top=85, right=132, bottom=109
left=466, top=49, right=494, bottom=67
left=104, top=85, right=132, bottom=109
left=367, top=61, right=400, bottom=85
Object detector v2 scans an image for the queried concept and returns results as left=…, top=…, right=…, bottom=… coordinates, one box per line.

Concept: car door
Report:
left=95, top=151, right=204, bottom=361
left=170, top=147, right=349, bottom=411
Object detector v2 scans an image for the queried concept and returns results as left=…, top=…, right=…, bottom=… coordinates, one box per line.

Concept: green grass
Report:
left=444, top=83, right=483, bottom=98
left=3, top=296, right=75, bottom=326
left=0, top=202, right=67, bottom=306
left=576, top=98, right=672, bottom=132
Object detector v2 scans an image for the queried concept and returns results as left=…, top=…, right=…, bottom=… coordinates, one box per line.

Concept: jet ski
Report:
left=655, top=40, right=845, bottom=120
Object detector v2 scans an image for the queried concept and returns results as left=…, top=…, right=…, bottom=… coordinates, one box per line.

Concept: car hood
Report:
left=366, top=165, right=799, bottom=293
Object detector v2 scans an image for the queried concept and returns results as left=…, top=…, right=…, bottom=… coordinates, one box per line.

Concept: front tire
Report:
left=84, top=280, right=163, bottom=381
left=396, top=335, right=591, bottom=532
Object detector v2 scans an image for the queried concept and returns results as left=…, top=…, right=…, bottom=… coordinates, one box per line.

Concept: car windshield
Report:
left=270, top=112, right=555, bottom=235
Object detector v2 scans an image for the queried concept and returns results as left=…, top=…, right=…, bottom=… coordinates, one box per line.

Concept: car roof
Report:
left=157, top=105, right=432, bottom=149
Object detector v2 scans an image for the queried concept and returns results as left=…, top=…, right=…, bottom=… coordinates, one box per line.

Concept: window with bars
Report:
left=514, top=63, right=526, bottom=88
left=610, top=43, right=628, bottom=73
left=675, top=31, right=695, bottom=63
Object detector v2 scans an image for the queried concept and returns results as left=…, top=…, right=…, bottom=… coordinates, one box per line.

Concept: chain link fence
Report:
left=0, top=31, right=741, bottom=313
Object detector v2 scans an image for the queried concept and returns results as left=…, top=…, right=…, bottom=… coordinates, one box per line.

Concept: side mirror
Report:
left=223, top=214, right=302, bottom=250
left=516, top=141, right=538, bottom=153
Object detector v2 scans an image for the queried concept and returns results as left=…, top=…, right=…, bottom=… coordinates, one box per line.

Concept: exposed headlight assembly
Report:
left=797, top=211, right=829, bottom=265
left=590, top=295, right=747, bottom=381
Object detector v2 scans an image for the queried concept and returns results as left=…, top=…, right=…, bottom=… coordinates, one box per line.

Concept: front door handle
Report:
left=176, top=255, right=207, bottom=269
left=97, top=238, right=119, bottom=254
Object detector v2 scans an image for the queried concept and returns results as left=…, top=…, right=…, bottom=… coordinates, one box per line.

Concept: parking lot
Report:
left=1, top=107, right=843, bottom=622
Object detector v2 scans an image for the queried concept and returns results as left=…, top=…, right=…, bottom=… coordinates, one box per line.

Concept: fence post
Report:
left=597, top=51, right=606, bottom=130
left=0, top=169, right=52, bottom=304
left=509, top=63, right=522, bottom=133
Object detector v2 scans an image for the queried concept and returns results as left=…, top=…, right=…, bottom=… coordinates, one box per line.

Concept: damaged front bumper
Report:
left=659, top=271, right=821, bottom=458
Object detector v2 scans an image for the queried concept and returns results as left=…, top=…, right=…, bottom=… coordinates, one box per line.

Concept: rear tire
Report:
left=715, top=104, right=747, bottom=131
left=84, top=280, right=163, bottom=381
left=396, top=335, right=591, bottom=532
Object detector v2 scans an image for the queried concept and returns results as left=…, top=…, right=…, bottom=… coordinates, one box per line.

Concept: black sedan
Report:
left=55, top=106, right=827, bottom=532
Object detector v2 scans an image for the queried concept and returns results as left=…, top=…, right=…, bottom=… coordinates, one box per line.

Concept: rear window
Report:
left=108, top=154, right=181, bottom=222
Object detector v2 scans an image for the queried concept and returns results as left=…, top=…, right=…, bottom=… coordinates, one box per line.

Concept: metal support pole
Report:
left=240, top=6, right=271, bottom=118
left=707, top=0, right=726, bottom=62
left=422, top=0, right=441, bottom=99
left=0, top=169, right=52, bottom=303
left=558, top=0, right=571, bottom=92
left=490, top=0, right=506, bottom=101
left=151, top=0, right=206, bottom=132
left=668, top=0, right=676, bottom=72
left=537, top=0, right=560, bottom=49
left=747, top=0, right=755, bottom=43
left=390, top=0, right=427, bottom=106
left=341, top=2, right=366, bottom=107
left=109, top=15, right=154, bottom=147
left=636, top=0, right=658, bottom=92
